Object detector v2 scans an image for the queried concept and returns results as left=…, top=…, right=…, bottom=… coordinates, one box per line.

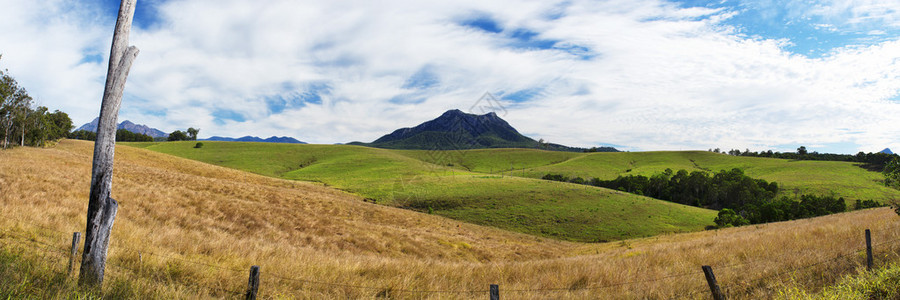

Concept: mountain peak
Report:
left=881, top=148, right=893, bottom=155
left=441, top=109, right=464, bottom=116
left=367, top=109, right=533, bottom=150
left=75, top=117, right=167, bottom=138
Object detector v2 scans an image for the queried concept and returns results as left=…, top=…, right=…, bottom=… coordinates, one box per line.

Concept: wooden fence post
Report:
left=79, top=0, right=139, bottom=288
left=866, top=229, right=873, bottom=271
left=702, top=265, right=726, bottom=300
left=246, top=265, right=260, bottom=300
left=489, top=284, right=499, bottom=300
left=68, top=232, right=81, bottom=276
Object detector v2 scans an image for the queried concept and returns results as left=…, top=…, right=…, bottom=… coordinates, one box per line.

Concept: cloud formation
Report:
left=1, top=0, right=899, bottom=153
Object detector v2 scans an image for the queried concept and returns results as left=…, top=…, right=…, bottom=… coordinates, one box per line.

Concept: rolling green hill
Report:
left=129, top=141, right=716, bottom=242
left=400, top=149, right=900, bottom=202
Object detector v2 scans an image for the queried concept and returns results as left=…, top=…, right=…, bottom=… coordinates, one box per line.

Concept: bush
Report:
left=194, top=142, right=204, bottom=148
left=714, top=208, right=749, bottom=228
left=855, top=199, right=885, bottom=210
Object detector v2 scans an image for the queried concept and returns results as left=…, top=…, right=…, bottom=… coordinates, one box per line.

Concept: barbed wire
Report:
left=104, top=255, right=246, bottom=296
left=722, top=243, right=876, bottom=298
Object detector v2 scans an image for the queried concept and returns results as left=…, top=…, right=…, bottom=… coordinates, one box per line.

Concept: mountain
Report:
left=352, top=109, right=618, bottom=152
left=881, top=148, right=894, bottom=155
left=76, top=117, right=168, bottom=138
left=204, top=136, right=306, bottom=144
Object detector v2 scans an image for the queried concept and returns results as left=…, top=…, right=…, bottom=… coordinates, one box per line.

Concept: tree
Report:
left=885, top=157, right=900, bottom=189
left=797, top=146, right=808, bottom=155
left=714, top=208, right=749, bottom=228
left=47, top=110, right=74, bottom=140
left=1, top=57, right=72, bottom=148
left=187, top=127, right=199, bottom=140
left=116, top=129, right=152, bottom=142
left=0, top=63, right=33, bottom=148
left=70, top=130, right=98, bottom=141
left=167, top=130, right=189, bottom=141
left=24, top=106, right=49, bottom=146
left=80, top=0, right=140, bottom=288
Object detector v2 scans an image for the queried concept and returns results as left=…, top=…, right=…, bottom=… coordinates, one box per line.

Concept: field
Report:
left=2, top=140, right=900, bottom=299
left=401, top=149, right=900, bottom=202
left=132, top=141, right=717, bottom=242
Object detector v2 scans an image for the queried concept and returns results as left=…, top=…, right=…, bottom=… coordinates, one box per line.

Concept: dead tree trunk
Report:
left=78, top=0, right=139, bottom=288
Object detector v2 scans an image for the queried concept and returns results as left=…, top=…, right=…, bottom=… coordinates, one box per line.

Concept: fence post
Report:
left=68, top=232, right=81, bottom=276
left=489, top=284, right=499, bottom=300
left=702, top=265, right=726, bottom=300
left=246, top=265, right=260, bottom=300
left=866, top=229, right=873, bottom=271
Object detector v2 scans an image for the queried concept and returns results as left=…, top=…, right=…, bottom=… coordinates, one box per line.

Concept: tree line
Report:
left=542, top=168, right=883, bottom=227
left=70, top=128, right=157, bottom=142
left=69, top=127, right=200, bottom=143
left=1, top=56, right=73, bottom=148
left=710, top=146, right=899, bottom=171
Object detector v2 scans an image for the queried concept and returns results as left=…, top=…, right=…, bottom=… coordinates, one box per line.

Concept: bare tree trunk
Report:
left=19, top=109, right=24, bottom=147
left=78, top=0, right=139, bottom=288
left=2, top=123, right=8, bottom=148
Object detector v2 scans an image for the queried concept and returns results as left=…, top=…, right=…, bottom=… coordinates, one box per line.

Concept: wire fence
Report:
left=2, top=218, right=899, bottom=299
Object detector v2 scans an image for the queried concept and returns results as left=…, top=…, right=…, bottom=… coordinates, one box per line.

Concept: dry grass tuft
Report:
left=1, top=139, right=899, bottom=299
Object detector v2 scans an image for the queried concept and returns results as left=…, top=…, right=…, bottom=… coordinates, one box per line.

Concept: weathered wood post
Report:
left=68, top=232, right=81, bottom=276
left=246, top=265, right=260, bottom=300
left=866, top=229, right=873, bottom=271
left=78, top=0, right=139, bottom=288
left=702, top=265, right=726, bottom=300
left=489, top=284, right=499, bottom=300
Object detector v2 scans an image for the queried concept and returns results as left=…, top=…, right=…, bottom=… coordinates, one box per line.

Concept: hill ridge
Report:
left=204, top=135, right=306, bottom=144
left=357, top=109, right=619, bottom=152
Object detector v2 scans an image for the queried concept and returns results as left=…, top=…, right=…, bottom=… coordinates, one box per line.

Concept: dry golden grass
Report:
left=2, top=139, right=899, bottom=299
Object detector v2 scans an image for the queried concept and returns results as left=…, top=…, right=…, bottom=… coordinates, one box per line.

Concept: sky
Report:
left=1, top=0, right=899, bottom=153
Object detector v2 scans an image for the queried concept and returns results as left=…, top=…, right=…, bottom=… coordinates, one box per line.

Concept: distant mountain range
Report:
left=204, top=136, right=306, bottom=144
left=76, top=117, right=168, bottom=138
left=881, top=148, right=894, bottom=155
left=349, top=109, right=618, bottom=152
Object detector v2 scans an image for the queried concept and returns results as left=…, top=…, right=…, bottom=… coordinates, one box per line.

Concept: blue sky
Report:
left=1, top=0, right=899, bottom=153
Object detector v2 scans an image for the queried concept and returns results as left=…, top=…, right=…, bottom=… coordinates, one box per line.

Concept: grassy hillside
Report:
left=4, top=140, right=900, bottom=299
left=131, top=141, right=716, bottom=242
left=401, top=149, right=900, bottom=202
left=397, top=148, right=581, bottom=173
left=4, top=141, right=900, bottom=298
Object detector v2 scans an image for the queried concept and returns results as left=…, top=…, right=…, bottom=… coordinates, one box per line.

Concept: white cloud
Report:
left=789, top=0, right=900, bottom=30
left=1, top=0, right=899, bottom=153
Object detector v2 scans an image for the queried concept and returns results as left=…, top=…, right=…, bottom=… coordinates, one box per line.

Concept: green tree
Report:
left=797, top=146, right=808, bottom=155
left=714, top=208, right=749, bottom=228
left=47, top=110, right=73, bottom=140
left=1, top=58, right=34, bottom=148
left=167, top=130, right=189, bottom=141
left=187, top=127, right=199, bottom=140
left=885, top=157, right=900, bottom=189
left=116, top=129, right=153, bottom=142
left=24, top=106, right=49, bottom=146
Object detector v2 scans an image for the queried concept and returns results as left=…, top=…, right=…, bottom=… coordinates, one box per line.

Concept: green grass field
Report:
left=127, top=141, right=898, bottom=242
left=396, top=149, right=900, bottom=202
left=127, top=141, right=717, bottom=242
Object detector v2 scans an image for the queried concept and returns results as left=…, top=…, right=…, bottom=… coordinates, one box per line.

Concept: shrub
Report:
left=714, top=208, right=749, bottom=228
